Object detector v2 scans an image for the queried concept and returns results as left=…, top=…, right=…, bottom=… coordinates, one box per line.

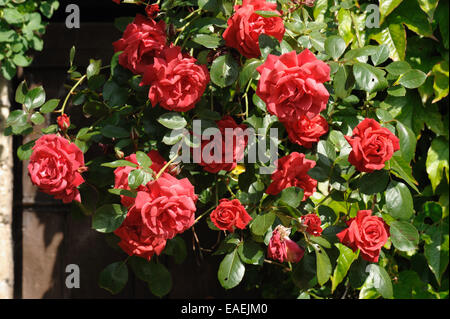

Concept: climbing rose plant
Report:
left=4, top=0, right=449, bottom=299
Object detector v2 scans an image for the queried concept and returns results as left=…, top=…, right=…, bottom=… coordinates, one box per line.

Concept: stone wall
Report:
left=0, top=76, right=14, bottom=299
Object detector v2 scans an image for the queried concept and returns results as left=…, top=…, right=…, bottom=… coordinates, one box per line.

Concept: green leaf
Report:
left=385, top=181, right=414, bottom=220
left=237, top=241, right=264, bottom=266
left=250, top=211, right=276, bottom=236
left=238, top=59, right=262, bottom=88
left=163, top=237, right=187, bottom=264
left=6, top=109, right=27, bottom=127
left=102, top=160, right=138, bottom=168
left=218, top=249, right=245, bottom=289
left=1, top=59, right=16, bottom=80
left=100, top=125, right=130, bottom=138
left=388, top=155, right=419, bottom=193
left=359, top=170, right=390, bottom=195
left=128, top=169, right=152, bottom=189
left=371, top=45, right=390, bottom=66
left=431, top=61, right=449, bottom=103
left=370, top=23, right=406, bottom=61
left=331, top=243, right=358, bottom=293
left=40, top=99, right=60, bottom=113
left=103, top=80, right=128, bottom=107
left=191, top=34, right=223, bottom=49
left=13, top=54, right=32, bottom=67
left=86, top=59, right=102, bottom=79
left=157, top=112, right=187, bottom=130
left=314, top=245, right=332, bottom=286
left=337, top=8, right=353, bottom=45
left=258, top=34, right=281, bottom=59
left=364, top=264, right=393, bottom=299
left=379, top=0, right=404, bottom=24
left=30, top=113, right=45, bottom=125
left=24, top=87, right=46, bottom=110
left=424, top=223, right=449, bottom=284
left=390, top=221, right=419, bottom=251
left=92, top=204, right=127, bottom=233
left=387, top=86, right=406, bottom=97
left=386, top=61, right=411, bottom=75
left=353, top=63, right=388, bottom=93
left=334, top=65, right=354, bottom=99
left=254, top=10, right=280, bottom=18
left=136, top=151, right=152, bottom=169
left=15, top=80, right=28, bottom=104
left=418, top=0, right=439, bottom=20
left=99, top=261, right=128, bottom=295
left=426, top=137, right=449, bottom=192
left=397, top=69, right=427, bottom=89
left=396, top=121, right=416, bottom=163
left=17, top=140, right=36, bottom=161
left=324, top=35, right=346, bottom=60
left=210, top=54, right=239, bottom=88
left=279, top=186, right=304, bottom=208
left=147, top=262, right=172, bottom=297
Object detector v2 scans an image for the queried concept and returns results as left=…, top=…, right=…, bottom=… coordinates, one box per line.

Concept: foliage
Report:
left=3, top=0, right=449, bottom=299
left=0, top=0, right=59, bottom=80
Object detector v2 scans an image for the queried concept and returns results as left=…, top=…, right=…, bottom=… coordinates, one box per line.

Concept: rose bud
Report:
left=267, top=225, right=305, bottom=263
left=57, top=114, right=71, bottom=131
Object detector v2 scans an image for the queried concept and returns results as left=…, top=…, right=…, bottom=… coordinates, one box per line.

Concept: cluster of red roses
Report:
left=112, top=151, right=199, bottom=260
left=26, top=0, right=402, bottom=266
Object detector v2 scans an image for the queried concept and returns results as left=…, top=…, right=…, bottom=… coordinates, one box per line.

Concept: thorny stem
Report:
left=155, top=153, right=179, bottom=179
left=58, top=74, right=87, bottom=114
left=263, top=259, right=291, bottom=272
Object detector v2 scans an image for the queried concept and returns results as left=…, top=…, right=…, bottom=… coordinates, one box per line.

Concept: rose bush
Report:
left=3, top=0, right=449, bottom=299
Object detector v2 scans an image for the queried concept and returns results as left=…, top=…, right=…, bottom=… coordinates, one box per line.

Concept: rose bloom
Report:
left=267, top=225, right=305, bottom=263
left=210, top=198, right=252, bottom=232
left=337, top=210, right=390, bottom=263
left=283, top=115, right=328, bottom=148
left=198, top=116, right=248, bottom=173
left=57, top=114, right=71, bottom=131
left=141, top=46, right=210, bottom=112
left=114, top=150, right=167, bottom=207
left=113, top=14, right=166, bottom=74
left=345, top=118, right=400, bottom=173
left=133, top=173, right=198, bottom=239
left=266, top=152, right=317, bottom=200
left=145, top=4, right=159, bottom=18
left=114, top=205, right=167, bottom=261
left=28, top=134, right=85, bottom=203
left=300, top=213, right=323, bottom=236
left=256, top=49, right=330, bottom=121
left=222, top=0, right=285, bottom=59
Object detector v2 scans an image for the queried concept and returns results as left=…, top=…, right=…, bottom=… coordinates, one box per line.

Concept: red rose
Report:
left=145, top=4, right=159, bottom=18
left=222, top=0, right=285, bottom=59
left=210, top=198, right=252, bottom=232
left=114, top=150, right=167, bottom=207
left=337, top=210, right=390, bottom=263
left=267, top=225, right=304, bottom=263
left=300, top=213, right=323, bottom=236
left=28, top=134, right=85, bottom=203
left=57, top=114, right=71, bottom=131
left=198, top=116, right=248, bottom=173
left=266, top=152, right=317, bottom=200
left=256, top=49, right=330, bottom=121
left=283, top=115, right=328, bottom=148
left=345, top=118, right=400, bottom=173
left=113, top=14, right=166, bottom=74
left=141, top=46, right=210, bottom=112
left=114, top=206, right=167, bottom=261
left=112, top=0, right=120, bottom=4
left=135, top=173, right=197, bottom=239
